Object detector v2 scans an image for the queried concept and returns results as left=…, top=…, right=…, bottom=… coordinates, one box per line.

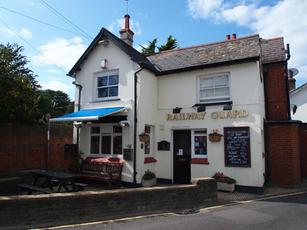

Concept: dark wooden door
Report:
left=173, top=130, right=191, bottom=184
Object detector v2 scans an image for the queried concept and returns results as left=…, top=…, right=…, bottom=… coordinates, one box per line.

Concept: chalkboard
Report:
left=224, top=127, right=251, bottom=167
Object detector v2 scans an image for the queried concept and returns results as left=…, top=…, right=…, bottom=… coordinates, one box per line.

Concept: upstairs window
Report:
left=97, top=70, right=119, bottom=99
left=198, top=74, right=230, bottom=103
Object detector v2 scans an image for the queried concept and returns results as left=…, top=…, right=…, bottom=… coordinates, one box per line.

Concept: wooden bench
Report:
left=79, top=157, right=123, bottom=186
left=18, top=184, right=51, bottom=195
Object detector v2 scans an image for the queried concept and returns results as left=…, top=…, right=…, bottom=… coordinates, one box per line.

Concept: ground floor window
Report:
left=90, top=126, right=122, bottom=155
left=192, top=130, right=207, bottom=158
left=144, top=125, right=154, bottom=155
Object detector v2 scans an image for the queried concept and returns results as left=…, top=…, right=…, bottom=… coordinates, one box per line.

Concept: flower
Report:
left=213, top=172, right=236, bottom=184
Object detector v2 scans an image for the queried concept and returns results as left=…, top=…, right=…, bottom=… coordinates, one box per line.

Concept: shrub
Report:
left=213, top=172, right=236, bottom=184
left=142, top=170, right=156, bottom=180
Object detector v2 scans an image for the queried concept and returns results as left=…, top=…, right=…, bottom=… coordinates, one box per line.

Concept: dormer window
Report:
left=198, top=73, right=230, bottom=103
left=96, top=69, right=119, bottom=99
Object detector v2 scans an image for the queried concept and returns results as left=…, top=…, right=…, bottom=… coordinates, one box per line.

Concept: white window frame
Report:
left=197, top=73, right=231, bottom=103
left=90, top=125, right=123, bottom=156
left=94, top=69, right=119, bottom=101
left=191, top=129, right=207, bottom=158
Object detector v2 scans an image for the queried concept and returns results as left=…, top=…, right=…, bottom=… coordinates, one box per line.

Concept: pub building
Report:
left=51, top=14, right=300, bottom=193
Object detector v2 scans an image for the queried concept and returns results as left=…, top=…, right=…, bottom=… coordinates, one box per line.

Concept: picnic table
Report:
left=19, top=170, right=87, bottom=193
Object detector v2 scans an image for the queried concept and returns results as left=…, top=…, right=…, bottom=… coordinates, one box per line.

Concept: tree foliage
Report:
left=140, top=38, right=157, bottom=55
left=140, top=36, right=179, bottom=55
left=0, top=43, right=73, bottom=124
left=158, top=35, right=178, bottom=52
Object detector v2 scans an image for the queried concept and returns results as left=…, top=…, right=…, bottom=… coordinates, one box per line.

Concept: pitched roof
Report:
left=260, top=37, right=286, bottom=64
left=68, top=29, right=286, bottom=77
left=147, top=35, right=261, bottom=74
left=68, top=28, right=158, bottom=76
left=290, top=83, right=307, bottom=96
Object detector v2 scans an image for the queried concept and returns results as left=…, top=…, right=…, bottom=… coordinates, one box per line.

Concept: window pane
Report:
left=200, top=88, right=214, bottom=98
left=101, top=136, right=111, bottom=154
left=98, top=88, right=108, bottom=98
left=214, top=75, right=228, bottom=86
left=200, top=78, right=213, bottom=88
left=90, top=136, right=100, bottom=154
left=97, top=76, right=108, bottom=87
left=145, top=138, right=150, bottom=155
left=194, top=136, right=207, bottom=155
left=109, top=75, right=119, bottom=85
left=215, top=87, right=229, bottom=97
left=145, top=125, right=151, bottom=134
left=91, top=127, right=100, bottom=134
left=109, top=86, right=118, bottom=97
left=113, top=126, right=122, bottom=133
left=113, top=135, right=122, bottom=155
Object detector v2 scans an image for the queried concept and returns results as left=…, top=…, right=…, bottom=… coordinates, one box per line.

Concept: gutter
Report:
left=285, top=44, right=291, bottom=120
left=133, top=66, right=144, bottom=184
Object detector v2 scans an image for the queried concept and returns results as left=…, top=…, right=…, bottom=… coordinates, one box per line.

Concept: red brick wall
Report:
left=264, top=63, right=289, bottom=120
left=300, top=124, right=307, bottom=178
left=265, top=122, right=301, bottom=187
left=0, top=124, right=74, bottom=174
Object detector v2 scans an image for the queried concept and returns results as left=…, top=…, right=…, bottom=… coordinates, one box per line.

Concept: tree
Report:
left=0, top=43, right=40, bottom=123
left=37, top=89, right=73, bottom=120
left=140, top=36, right=179, bottom=55
left=158, top=35, right=178, bottom=52
left=140, top=38, right=157, bottom=55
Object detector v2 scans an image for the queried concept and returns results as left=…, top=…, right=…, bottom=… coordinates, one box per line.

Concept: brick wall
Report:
left=300, top=124, right=307, bottom=178
left=265, top=121, right=301, bottom=187
left=0, top=124, right=75, bottom=174
left=264, top=63, right=289, bottom=120
left=0, top=178, right=216, bottom=229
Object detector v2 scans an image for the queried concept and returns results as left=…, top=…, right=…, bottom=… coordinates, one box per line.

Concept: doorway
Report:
left=173, top=130, right=191, bottom=184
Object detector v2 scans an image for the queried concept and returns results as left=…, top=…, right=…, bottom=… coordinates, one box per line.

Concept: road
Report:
left=50, top=191, right=307, bottom=230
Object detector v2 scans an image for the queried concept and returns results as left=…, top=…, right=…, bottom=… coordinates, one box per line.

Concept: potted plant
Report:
left=208, top=129, right=223, bottom=142
left=141, top=170, right=157, bottom=187
left=213, top=172, right=236, bottom=192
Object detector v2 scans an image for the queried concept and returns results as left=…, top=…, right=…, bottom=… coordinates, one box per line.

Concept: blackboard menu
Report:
left=224, top=127, right=251, bottom=167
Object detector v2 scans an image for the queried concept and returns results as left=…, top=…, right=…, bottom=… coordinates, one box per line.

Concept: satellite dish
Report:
left=288, top=68, right=299, bottom=77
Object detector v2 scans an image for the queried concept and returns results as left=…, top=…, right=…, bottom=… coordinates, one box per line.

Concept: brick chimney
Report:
left=119, top=14, right=134, bottom=46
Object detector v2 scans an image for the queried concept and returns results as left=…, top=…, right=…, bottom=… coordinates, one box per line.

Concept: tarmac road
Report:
left=48, top=191, right=307, bottom=230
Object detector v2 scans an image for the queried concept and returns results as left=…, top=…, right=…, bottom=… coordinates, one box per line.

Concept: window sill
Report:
left=194, top=101, right=232, bottom=107
left=191, top=158, right=209, bottom=164
left=91, top=98, right=120, bottom=103
left=144, top=157, right=157, bottom=164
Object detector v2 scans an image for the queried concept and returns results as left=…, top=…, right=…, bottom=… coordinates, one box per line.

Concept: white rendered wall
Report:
left=290, top=86, right=307, bottom=122
left=74, top=40, right=140, bottom=183
left=156, top=62, right=266, bottom=187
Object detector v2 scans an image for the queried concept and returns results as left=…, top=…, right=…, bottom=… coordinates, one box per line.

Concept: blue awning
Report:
left=49, top=107, right=126, bottom=122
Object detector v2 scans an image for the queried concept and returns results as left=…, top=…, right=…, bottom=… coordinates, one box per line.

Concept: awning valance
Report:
left=49, top=107, right=125, bottom=122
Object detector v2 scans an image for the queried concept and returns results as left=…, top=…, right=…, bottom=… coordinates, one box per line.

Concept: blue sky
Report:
left=1, top=0, right=306, bottom=99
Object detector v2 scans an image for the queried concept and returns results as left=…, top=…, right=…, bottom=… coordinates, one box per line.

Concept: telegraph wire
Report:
left=39, top=0, right=93, bottom=40
left=0, top=6, right=85, bottom=38
left=0, top=16, right=68, bottom=75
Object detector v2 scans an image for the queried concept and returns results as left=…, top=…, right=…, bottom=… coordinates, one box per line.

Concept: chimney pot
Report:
left=119, top=14, right=134, bottom=46
left=226, top=34, right=231, bottom=40
left=232, top=33, right=237, bottom=40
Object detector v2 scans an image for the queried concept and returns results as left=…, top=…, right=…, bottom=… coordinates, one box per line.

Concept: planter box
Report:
left=142, top=178, right=157, bottom=187
left=217, top=182, right=235, bottom=192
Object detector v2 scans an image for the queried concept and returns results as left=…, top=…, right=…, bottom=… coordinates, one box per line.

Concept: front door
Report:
left=173, top=130, right=191, bottom=184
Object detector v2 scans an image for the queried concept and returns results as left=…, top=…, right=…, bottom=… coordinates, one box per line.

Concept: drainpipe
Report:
left=72, top=81, right=83, bottom=153
left=133, top=66, right=144, bottom=184
left=285, top=43, right=291, bottom=120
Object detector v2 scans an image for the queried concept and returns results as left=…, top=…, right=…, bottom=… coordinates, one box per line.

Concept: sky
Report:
left=1, top=0, right=306, bottom=99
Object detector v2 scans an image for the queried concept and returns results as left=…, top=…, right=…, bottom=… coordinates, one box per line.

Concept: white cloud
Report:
left=32, top=37, right=86, bottom=70
left=0, top=26, right=32, bottom=39
left=187, top=0, right=307, bottom=81
left=108, top=18, right=142, bottom=36
left=19, top=28, right=32, bottom=39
